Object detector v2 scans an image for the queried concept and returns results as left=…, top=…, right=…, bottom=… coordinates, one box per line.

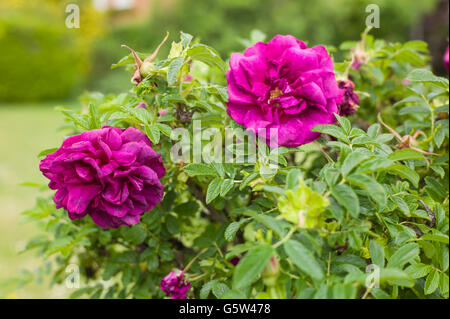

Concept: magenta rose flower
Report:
left=160, top=269, right=190, bottom=299
left=39, top=126, right=165, bottom=229
left=226, top=35, right=342, bottom=147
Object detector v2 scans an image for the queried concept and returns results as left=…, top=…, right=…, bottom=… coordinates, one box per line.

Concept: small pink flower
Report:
left=158, top=109, right=167, bottom=117
left=183, top=74, right=194, bottom=82
left=160, top=269, right=190, bottom=299
left=135, top=102, right=147, bottom=109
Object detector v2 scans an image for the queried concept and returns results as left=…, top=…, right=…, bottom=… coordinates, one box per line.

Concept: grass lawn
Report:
left=0, top=102, right=76, bottom=298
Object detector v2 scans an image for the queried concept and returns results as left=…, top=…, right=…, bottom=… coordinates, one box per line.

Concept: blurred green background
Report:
left=0, top=0, right=448, bottom=298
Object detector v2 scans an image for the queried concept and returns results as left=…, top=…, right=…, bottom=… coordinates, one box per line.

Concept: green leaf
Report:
left=369, top=240, right=385, bottom=268
left=388, top=149, right=426, bottom=161
left=387, top=243, right=419, bottom=269
left=145, top=124, right=160, bottom=144
left=123, top=225, right=147, bottom=245
left=232, top=244, right=274, bottom=289
left=439, top=273, right=449, bottom=295
left=379, top=268, right=414, bottom=287
left=407, top=69, right=449, bottom=89
left=405, top=263, right=432, bottom=279
left=187, top=44, right=226, bottom=73
left=346, top=174, right=386, bottom=208
left=311, top=124, right=349, bottom=142
left=284, top=239, right=324, bottom=281
left=220, top=179, right=234, bottom=196
left=341, top=152, right=369, bottom=177
left=424, top=269, right=440, bottom=295
left=212, top=282, right=230, bottom=298
left=391, top=196, right=410, bottom=216
left=200, top=280, right=217, bottom=299
left=286, top=169, right=302, bottom=189
left=206, top=178, right=222, bottom=204
left=183, top=163, right=217, bottom=176
left=331, top=184, right=360, bottom=217
left=387, top=164, right=420, bottom=188
left=225, top=219, right=249, bottom=242
left=155, top=123, right=172, bottom=137
left=334, top=113, right=351, bottom=133
left=167, top=57, right=185, bottom=85
left=421, top=233, right=449, bottom=244
left=37, top=147, right=58, bottom=158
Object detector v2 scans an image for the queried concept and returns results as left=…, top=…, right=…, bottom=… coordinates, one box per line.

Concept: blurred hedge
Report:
left=0, top=0, right=103, bottom=102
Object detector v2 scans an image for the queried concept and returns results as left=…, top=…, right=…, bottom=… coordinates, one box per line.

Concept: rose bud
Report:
left=122, top=32, right=170, bottom=84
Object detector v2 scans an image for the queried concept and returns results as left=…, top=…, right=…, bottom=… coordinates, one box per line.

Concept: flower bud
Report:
left=122, top=32, right=169, bottom=85
left=262, top=256, right=280, bottom=287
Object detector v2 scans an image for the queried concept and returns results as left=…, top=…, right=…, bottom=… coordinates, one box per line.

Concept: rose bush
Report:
left=8, top=30, right=449, bottom=300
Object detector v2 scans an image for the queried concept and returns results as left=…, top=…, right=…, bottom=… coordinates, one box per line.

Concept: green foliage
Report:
left=0, top=0, right=102, bottom=102
left=10, top=29, right=449, bottom=299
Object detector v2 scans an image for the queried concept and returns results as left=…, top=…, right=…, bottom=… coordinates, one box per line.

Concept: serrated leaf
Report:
left=387, top=243, right=419, bottom=269
left=225, top=219, right=249, bottom=242
left=346, top=173, right=386, bottom=208
left=424, top=269, right=440, bottom=295
left=167, top=57, right=185, bottom=85
left=387, top=164, right=420, bottom=188
left=183, top=163, right=217, bottom=176
left=232, top=244, right=274, bottom=289
left=284, top=239, right=324, bottom=281
left=311, top=124, right=349, bottom=142
left=341, top=152, right=369, bottom=177
left=388, top=149, right=426, bottom=161
left=369, top=240, right=385, bottom=268
left=206, top=178, right=222, bottom=204
left=331, top=184, right=359, bottom=217
left=220, top=179, right=234, bottom=196
left=405, top=263, right=432, bottom=279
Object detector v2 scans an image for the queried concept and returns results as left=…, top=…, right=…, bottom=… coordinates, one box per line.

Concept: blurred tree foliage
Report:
left=0, top=0, right=104, bottom=102
left=89, top=0, right=443, bottom=94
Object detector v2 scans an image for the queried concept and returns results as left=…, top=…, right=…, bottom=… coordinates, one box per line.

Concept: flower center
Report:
left=268, top=88, right=283, bottom=104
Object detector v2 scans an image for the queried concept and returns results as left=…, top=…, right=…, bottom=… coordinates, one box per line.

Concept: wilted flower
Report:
left=160, top=269, right=190, bottom=299
left=337, top=79, right=360, bottom=116
left=40, top=126, right=165, bottom=229
left=278, top=178, right=329, bottom=228
left=226, top=35, right=342, bottom=148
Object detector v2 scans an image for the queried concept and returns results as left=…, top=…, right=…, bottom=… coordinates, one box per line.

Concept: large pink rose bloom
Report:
left=40, top=126, right=165, bottom=229
left=226, top=35, right=342, bottom=147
